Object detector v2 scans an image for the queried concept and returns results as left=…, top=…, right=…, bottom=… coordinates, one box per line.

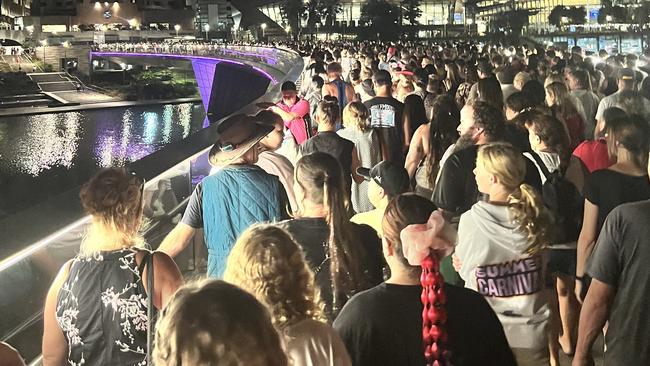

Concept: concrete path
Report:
left=0, top=96, right=202, bottom=117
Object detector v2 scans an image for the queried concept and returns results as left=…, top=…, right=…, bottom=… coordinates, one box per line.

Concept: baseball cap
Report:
left=477, top=59, right=493, bottom=75
left=357, top=161, right=410, bottom=197
left=281, top=81, right=297, bottom=92
left=617, top=68, right=636, bottom=82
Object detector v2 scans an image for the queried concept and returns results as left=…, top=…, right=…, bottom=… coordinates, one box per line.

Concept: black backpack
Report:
left=529, top=152, right=583, bottom=244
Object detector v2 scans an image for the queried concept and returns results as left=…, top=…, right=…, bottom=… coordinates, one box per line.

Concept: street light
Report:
left=40, top=39, right=47, bottom=64
left=203, top=23, right=210, bottom=41
left=174, top=24, right=181, bottom=37
left=261, top=23, right=267, bottom=38
left=62, top=41, right=70, bottom=72
left=606, top=15, right=613, bottom=22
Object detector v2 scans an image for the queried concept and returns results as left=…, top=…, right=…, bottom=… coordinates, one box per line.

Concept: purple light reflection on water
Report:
left=0, top=103, right=206, bottom=216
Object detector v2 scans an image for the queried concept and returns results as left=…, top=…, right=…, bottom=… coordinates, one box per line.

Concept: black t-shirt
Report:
left=300, top=131, right=354, bottom=192
left=432, top=144, right=543, bottom=219
left=278, top=218, right=384, bottom=318
left=583, top=169, right=650, bottom=235
left=333, top=283, right=517, bottom=366
left=364, top=96, right=404, bottom=164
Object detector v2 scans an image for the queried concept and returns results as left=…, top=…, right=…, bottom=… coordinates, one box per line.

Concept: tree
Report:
left=548, top=5, right=566, bottom=28
left=598, top=0, right=629, bottom=24
left=359, top=0, right=400, bottom=40
left=304, top=0, right=319, bottom=34
left=548, top=5, right=586, bottom=27
left=279, top=0, right=305, bottom=37
left=492, top=8, right=532, bottom=36
left=400, top=0, right=422, bottom=25
left=568, top=6, right=587, bottom=25
left=318, top=0, right=342, bottom=28
left=633, top=3, right=650, bottom=28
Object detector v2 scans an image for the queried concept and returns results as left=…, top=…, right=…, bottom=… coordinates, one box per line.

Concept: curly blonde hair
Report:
left=477, top=143, right=553, bottom=255
left=223, top=224, right=325, bottom=329
left=78, top=167, right=145, bottom=256
left=154, top=279, right=288, bottom=366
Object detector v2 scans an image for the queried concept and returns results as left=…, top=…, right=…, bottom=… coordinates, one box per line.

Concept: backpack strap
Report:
left=528, top=151, right=552, bottom=180
left=137, top=250, right=156, bottom=366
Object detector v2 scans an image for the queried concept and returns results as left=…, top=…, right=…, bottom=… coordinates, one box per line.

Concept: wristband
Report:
left=575, top=276, right=584, bottom=282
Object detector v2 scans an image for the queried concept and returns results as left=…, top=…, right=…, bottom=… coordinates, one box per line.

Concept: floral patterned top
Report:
left=56, top=249, right=149, bottom=366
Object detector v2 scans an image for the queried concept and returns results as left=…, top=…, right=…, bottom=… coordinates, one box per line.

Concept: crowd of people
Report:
left=18, top=39, right=650, bottom=366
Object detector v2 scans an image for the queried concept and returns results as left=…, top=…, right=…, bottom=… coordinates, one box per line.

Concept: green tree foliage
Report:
left=492, top=8, right=532, bottom=36
left=598, top=1, right=628, bottom=24
left=318, top=0, right=342, bottom=28
left=279, top=0, right=305, bottom=36
left=400, top=0, right=422, bottom=25
left=548, top=6, right=586, bottom=27
left=633, top=3, right=650, bottom=27
left=360, top=0, right=400, bottom=40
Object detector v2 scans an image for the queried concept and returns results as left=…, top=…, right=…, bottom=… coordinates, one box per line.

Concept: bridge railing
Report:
left=0, top=45, right=304, bottom=365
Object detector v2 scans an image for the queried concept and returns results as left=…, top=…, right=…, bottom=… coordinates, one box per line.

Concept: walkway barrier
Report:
left=0, top=45, right=304, bottom=364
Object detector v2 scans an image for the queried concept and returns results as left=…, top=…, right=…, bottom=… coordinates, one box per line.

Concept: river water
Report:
left=0, top=102, right=207, bottom=218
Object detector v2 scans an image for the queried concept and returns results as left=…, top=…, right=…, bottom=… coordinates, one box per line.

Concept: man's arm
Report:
left=158, top=184, right=202, bottom=257
left=157, top=223, right=197, bottom=258
left=572, top=279, right=615, bottom=366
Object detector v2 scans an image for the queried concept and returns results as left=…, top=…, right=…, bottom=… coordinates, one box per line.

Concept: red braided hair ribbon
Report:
left=400, top=211, right=455, bottom=366
left=421, top=255, right=447, bottom=366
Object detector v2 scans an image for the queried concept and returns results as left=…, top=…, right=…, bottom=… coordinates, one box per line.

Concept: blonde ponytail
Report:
left=508, top=184, right=553, bottom=255
left=478, top=143, right=553, bottom=255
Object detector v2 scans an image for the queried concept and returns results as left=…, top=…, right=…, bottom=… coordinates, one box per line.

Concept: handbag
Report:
left=138, top=251, right=156, bottom=365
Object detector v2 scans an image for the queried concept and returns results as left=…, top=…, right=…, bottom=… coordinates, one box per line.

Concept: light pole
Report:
left=261, top=23, right=267, bottom=39
left=62, top=41, right=70, bottom=72
left=203, top=23, right=210, bottom=41
left=174, top=24, right=181, bottom=37
left=40, top=39, right=47, bottom=66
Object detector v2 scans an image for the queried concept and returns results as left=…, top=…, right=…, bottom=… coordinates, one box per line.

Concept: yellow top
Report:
left=351, top=208, right=384, bottom=238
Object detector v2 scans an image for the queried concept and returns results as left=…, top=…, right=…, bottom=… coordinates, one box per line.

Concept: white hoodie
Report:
left=456, top=201, right=550, bottom=350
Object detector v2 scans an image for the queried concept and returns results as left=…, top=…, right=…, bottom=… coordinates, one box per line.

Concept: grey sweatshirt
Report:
left=456, top=201, right=550, bottom=350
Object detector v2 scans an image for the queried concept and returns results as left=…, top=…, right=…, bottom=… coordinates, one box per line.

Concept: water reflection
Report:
left=0, top=102, right=206, bottom=217
left=0, top=112, right=83, bottom=176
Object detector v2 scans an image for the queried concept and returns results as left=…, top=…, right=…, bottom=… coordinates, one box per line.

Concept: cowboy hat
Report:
left=208, top=114, right=274, bottom=166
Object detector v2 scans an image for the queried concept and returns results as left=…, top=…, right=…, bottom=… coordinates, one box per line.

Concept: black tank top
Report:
left=56, top=249, right=149, bottom=365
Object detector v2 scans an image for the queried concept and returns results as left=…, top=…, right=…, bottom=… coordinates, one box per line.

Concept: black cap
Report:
left=281, top=81, right=297, bottom=91
left=617, top=68, right=636, bottom=82
left=357, top=161, right=410, bottom=197
left=477, top=59, right=493, bottom=75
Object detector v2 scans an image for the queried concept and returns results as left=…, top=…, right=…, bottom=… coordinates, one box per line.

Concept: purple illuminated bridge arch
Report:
left=90, top=51, right=278, bottom=116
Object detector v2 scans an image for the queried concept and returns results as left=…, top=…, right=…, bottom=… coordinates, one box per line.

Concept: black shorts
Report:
left=547, top=248, right=577, bottom=278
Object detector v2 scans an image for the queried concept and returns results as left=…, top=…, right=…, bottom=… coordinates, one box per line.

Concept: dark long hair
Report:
left=523, top=111, right=572, bottom=170
left=294, top=152, right=366, bottom=314
left=477, top=77, right=504, bottom=111
left=404, top=94, right=428, bottom=137
left=427, top=95, right=460, bottom=186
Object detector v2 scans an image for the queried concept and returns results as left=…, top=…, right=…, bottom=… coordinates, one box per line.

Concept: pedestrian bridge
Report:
left=90, top=45, right=297, bottom=121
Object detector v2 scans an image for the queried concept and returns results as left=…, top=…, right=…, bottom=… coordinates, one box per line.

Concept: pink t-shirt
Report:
left=573, top=139, right=613, bottom=173
left=276, top=98, right=311, bottom=145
